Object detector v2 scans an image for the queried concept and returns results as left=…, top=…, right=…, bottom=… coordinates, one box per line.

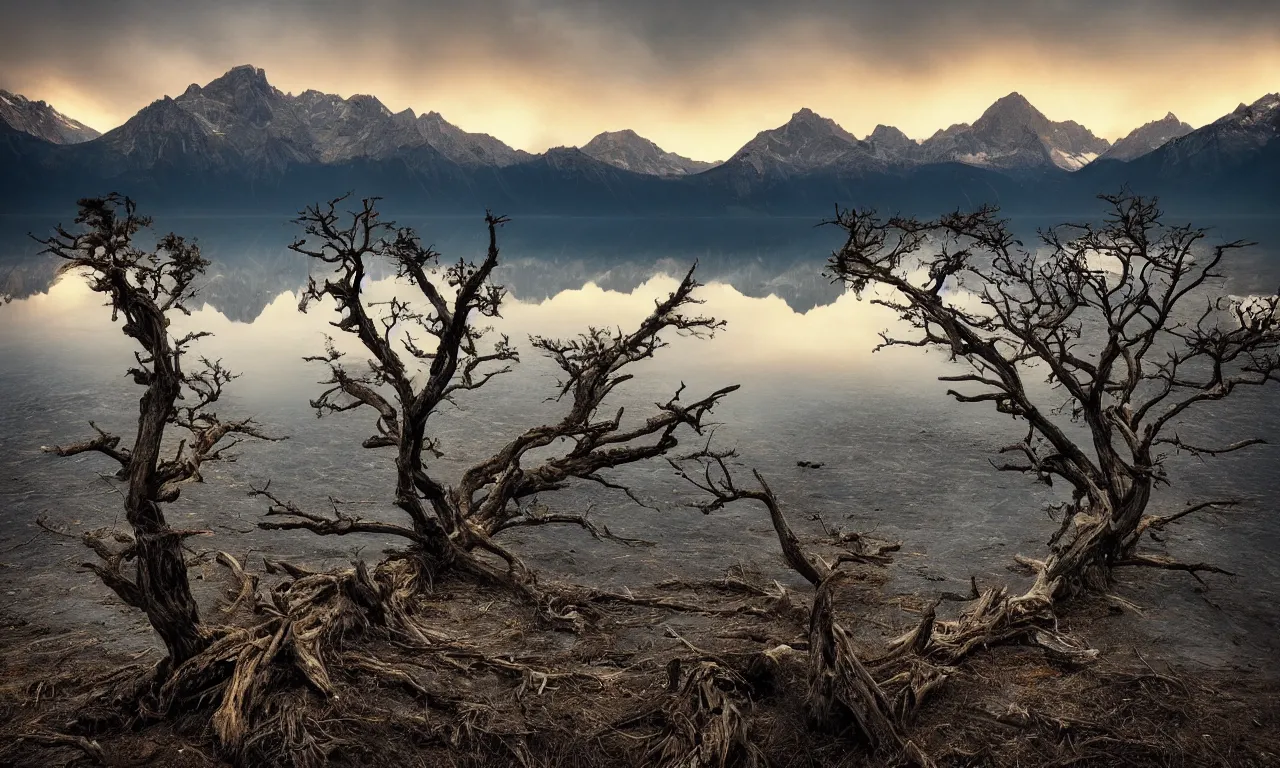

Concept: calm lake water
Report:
left=1, top=211, right=1278, bottom=671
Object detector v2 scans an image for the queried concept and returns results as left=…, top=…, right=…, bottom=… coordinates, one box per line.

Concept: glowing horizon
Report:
left=4, top=1, right=1278, bottom=161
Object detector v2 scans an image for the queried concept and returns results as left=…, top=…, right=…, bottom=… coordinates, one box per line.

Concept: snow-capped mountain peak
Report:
left=722, top=108, right=865, bottom=175
left=919, top=92, right=1109, bottom=171
left=0, top=89, right=100, bottom=144
left=96, top=65, right=530, bottom=171
left=1220, top=93, right=1280, bottom=128
left=1122, top=92, right=1279, bottom=178
left=579, top=129, right=716, bottom=176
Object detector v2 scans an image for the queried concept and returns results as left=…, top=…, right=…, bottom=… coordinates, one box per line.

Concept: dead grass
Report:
left=1, top=559, right=1276, bottom=768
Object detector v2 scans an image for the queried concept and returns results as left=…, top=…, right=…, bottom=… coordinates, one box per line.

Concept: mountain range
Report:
left=1, top=65, right=1277, bottom=216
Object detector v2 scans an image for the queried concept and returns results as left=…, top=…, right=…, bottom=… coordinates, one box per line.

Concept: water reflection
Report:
left=0, top=215, right=1278, bottom=671
left=0, top=215, right=847, bottom=319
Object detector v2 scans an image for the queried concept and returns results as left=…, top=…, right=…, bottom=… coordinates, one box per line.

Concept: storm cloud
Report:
left=3, top=0, right=1278, bottom=159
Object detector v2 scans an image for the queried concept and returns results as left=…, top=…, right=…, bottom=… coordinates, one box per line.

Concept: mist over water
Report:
left=1, top=213, right=1278, bottom=672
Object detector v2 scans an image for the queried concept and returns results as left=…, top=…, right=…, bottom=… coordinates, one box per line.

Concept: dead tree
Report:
left=261, top=196, right=738, bottom=596
left=671, top=449, right=881, bottom=587
left=668, top=450, right=937, bottom=765
left=67, top=197, right=742, bottom=761
left=37, top=195, right=276, bottom=669
left=826, top=192, right=1280, bottom=608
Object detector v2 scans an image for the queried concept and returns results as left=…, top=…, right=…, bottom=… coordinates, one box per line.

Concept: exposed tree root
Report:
left=4, top=553, right=1277, bottom=768
left=880, top=580, right=1098, bottom=668
left=807, top=573, right=937, bottom=767
left=5, top=731, right=109, bottom=765
left=44, top=552, right=455, bottom=765
left=643, top=660, right=766, bottom=768
left=28, top=543, right=804, bottom=767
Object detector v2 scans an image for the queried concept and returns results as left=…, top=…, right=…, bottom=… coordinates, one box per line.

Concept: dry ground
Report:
left=2, top=557, right=1277, bottom=768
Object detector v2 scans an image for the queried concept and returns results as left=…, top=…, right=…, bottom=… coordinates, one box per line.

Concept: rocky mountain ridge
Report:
left=1099, top=112, right=1194, bottom=162
left=86, top=65, right=528, bottom=175
left=1, top=67, right=1276, bottom=215
left=580, top=129, right=715, bottom=176
left=918, top=92, right=1112, bottom=171
left=0, top=90, right=100, bottom=144
left=4, top=67, right=1254, bottom=177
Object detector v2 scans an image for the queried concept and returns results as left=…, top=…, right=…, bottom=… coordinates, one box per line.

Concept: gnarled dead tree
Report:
left=817, top=192, right=1280, bottom=670
left=262, top=196, right=737, bottom=595
left=828, top=192, right=1279, bottom=606
left=37, top=195, right=278, bottom=669
left=667, top=451, right=937, bottom=766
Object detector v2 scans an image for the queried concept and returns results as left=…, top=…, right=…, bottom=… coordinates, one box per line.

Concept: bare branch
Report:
left=34, top=195, right=268, bottom=666
left=41, top=421, right=131, bottom=469
left=284, top=198, right=740, bottom=598
left=493, top=502, right=653, bottom=548
left=825, top=191, right=1280, bottom=599
left=250, top=482, right=421, bottom=542
left=669, top=449, right=832, bottom=587
left=1113, top=555, right=1234, bottom=579
left=1153, top=434, right=1266, bottom=459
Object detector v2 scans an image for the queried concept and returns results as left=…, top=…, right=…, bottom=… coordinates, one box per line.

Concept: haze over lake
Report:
left=1, top=211, right=1278, bottom=672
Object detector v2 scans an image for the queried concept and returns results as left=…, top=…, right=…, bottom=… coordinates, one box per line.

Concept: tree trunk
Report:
left=1040, top=476, right=1154, bottom=600
left=131, top=523, right=206, bottom=666
left=123, top=332, right=207, bottom=667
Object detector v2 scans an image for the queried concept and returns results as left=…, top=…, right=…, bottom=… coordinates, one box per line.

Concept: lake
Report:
left=1, top=210, right=1278, bottom=673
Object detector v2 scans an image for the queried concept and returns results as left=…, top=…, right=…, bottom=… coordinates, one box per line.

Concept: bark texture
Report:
left=38, top=195, right=276, bottom=668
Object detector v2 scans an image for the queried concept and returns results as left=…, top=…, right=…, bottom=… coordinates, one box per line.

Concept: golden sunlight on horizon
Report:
left=9, top=27, right=1279, bottom=163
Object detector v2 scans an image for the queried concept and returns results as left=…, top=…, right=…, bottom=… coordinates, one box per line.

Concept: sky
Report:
left=2, top=0, right=1278, bottom=161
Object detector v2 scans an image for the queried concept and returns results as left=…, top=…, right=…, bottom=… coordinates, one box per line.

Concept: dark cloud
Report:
left=9, top=1, right=1278, bottom=53
left=7, top=0, right=1277, bottom=76
left=2, top=1, right=1277, bottom=157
